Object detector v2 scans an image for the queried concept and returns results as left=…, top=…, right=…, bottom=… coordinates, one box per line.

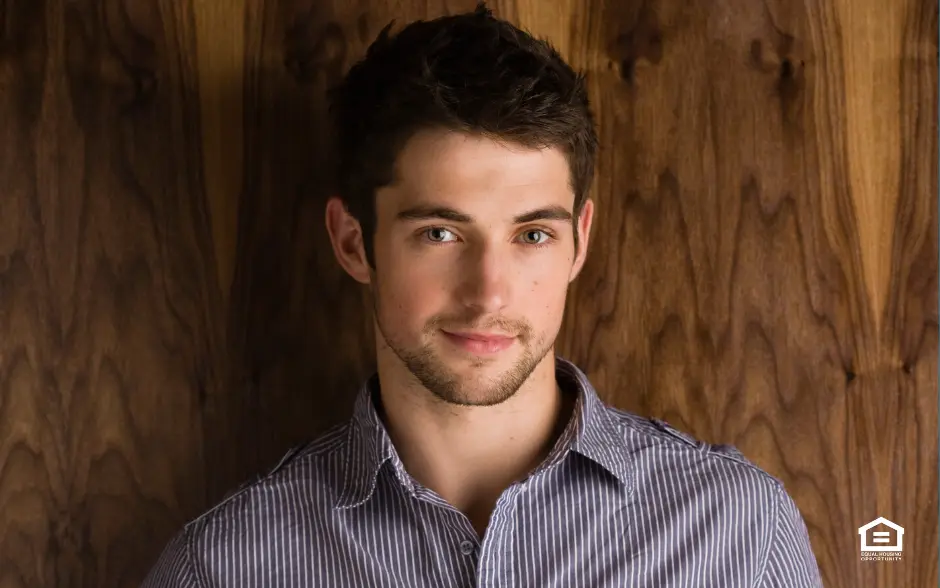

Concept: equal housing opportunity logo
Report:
left=858, top=517, right=903, bottom=562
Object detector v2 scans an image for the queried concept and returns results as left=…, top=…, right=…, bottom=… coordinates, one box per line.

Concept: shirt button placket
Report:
left=476, top=486, right=522, bottom=588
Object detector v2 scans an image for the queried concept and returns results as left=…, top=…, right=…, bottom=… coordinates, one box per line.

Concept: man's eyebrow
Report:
left=513, top=205, right=573, bottom=224
left=395, top=204, right=573, bottom=224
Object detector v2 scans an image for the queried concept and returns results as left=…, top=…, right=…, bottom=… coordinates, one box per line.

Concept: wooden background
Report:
left=0, top=0, right=936, bottom=586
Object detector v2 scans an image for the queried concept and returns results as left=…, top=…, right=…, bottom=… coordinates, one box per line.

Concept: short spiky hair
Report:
left=328, top=2, right=599, bottom=269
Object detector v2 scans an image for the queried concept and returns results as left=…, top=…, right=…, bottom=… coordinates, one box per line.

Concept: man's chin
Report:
left=436, top=345, right=515, bottom=371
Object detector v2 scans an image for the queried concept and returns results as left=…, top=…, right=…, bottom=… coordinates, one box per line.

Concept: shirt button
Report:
left=459, top=540, right=475, bottom=555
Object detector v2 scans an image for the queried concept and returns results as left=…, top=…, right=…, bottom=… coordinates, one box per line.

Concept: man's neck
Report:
left=373, top=354, right=576, bottom=519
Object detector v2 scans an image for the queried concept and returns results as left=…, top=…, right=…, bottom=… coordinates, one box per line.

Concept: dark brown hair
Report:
left=327, top=2, right=598, bottom=269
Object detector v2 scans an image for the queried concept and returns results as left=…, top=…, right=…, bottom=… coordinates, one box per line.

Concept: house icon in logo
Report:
left=858, top=517, right=904, bottom=552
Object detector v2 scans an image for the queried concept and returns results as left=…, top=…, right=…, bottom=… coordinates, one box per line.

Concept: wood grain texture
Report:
left=0, top=0, right=935, bottom=586
left=0, top=0, right=224, bottom=585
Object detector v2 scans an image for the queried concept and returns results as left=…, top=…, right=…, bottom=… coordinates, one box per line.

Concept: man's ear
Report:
left=569, top=197, right=594, bottom=282
left=324, top=196, right=372, bottom=285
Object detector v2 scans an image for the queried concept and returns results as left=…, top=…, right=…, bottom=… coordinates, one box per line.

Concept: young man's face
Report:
left=329, top=128, right=593, bottom=407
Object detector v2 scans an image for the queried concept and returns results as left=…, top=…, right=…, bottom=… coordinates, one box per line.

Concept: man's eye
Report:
left=424, top=227, right=456, bottom=243
left=520, top=229, right=551, bottom=245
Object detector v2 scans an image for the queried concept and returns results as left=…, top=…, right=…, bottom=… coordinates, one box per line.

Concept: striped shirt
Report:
left=142, top=355, right=823, bottom=587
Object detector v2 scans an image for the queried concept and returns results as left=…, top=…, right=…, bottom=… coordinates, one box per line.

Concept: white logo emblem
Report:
left=858, top=517, right=903, bottom=561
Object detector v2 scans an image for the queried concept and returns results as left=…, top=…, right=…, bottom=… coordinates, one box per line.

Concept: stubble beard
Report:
left=374, top=302, right=554, bottom=408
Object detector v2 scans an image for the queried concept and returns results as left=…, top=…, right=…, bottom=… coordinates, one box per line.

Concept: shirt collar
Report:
left=333, top=355, right=635, bottom=509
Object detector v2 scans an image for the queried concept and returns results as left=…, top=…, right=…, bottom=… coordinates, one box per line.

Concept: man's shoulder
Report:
left=183, top=421, right=350, bottom=535
left=143, top=422, right=352, bottom=584
left=597, top=406, right=817, bottom=584
left=604, top=405, right=784, bottom=495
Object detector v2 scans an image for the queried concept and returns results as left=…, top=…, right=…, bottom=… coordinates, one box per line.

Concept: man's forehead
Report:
left=393, top=130, right=570, bottom=184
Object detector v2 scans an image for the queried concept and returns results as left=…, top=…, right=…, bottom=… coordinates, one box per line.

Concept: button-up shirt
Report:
left=142, top=355, right=823, bottom=587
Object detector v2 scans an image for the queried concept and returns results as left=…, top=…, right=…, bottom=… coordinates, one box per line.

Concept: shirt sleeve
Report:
left=139, top=526, right=202, bottom=588
left=756, top=485, right=824, bottom=587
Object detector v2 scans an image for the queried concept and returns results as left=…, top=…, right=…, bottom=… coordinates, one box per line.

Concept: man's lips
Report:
left=441, top=330, right=516, bottom=353
left=442, top=330, right=515, bottom=342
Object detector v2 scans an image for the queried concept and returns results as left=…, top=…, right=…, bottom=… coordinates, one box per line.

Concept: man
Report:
left=143, top=3, right=823, bottom=586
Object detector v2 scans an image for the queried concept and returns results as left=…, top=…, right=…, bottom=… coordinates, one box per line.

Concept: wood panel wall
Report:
left=0, top=0, right=935, bottom=586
